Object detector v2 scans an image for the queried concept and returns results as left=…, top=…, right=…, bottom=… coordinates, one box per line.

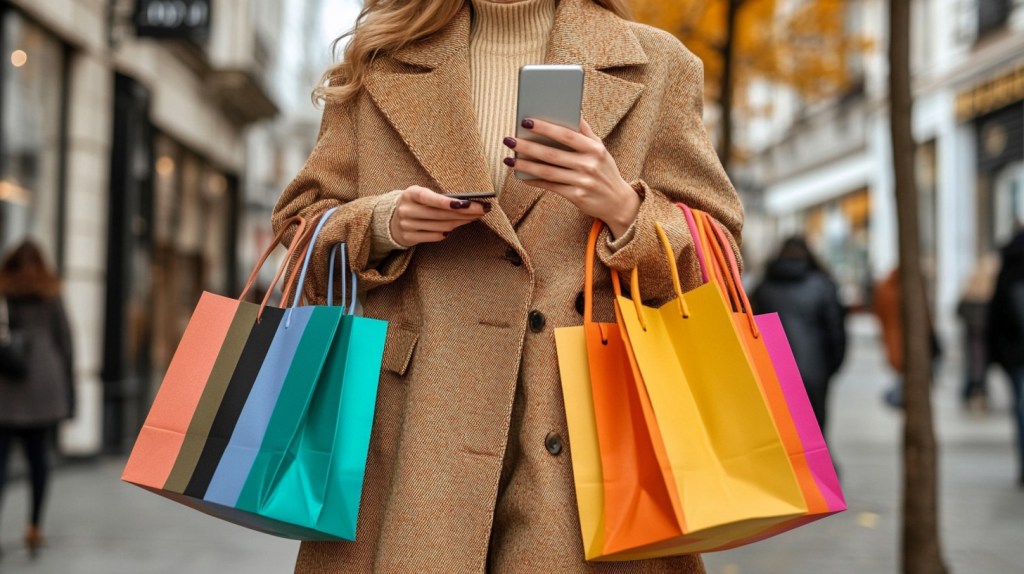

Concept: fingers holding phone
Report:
left=389, top=185, right=492, bottom=247
left=508, top=119, right=640, bottom=239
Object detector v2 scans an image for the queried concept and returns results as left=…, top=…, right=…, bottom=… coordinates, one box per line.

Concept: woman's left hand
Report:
left=503, top=118, right=640, bottom=239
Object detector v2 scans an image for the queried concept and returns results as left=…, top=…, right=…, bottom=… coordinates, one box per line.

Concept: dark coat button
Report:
left=528, top=310, right=546, bottom=333
left=505, top=247, right=523, bottom=267
left=545, top=432, right=563, bottom=456
left=575, top=291, right=585, bottom=316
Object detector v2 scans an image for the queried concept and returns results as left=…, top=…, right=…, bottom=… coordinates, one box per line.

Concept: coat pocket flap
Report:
left=382, top=325, right=419, bottom=375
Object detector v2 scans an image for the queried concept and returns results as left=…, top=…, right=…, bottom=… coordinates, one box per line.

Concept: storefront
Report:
left=0, top=4, right=69, bottom=265
left=103, top=73, right=239, bottom=451
left=956, top=63, right=1024, bottom=255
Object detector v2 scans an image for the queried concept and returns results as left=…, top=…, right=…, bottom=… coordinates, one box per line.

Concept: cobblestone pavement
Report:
left=1, top=319, right=1021, bottom=573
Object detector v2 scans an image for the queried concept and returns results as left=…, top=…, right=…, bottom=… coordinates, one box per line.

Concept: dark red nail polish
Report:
left=503, top=137, right=517, bottom=148
left=503, top=157, right=516, bottom=167
left=521, top=118, right=534, bottom=129
left=482, top=203, right=493, bottom=213
left=443, top=232, right=450, bottom=238
left=451, top=200, right=471, bottom=209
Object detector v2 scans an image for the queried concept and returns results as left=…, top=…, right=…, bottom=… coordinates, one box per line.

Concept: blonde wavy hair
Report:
left=314, top=0, right=632, bottom=106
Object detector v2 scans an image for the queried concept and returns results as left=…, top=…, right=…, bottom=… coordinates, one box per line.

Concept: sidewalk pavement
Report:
left=1, top=317, right=1022, bottom=573
left=703, top=318, right=1024, bottom=574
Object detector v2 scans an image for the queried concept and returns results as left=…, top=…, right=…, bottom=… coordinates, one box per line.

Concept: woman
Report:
left=751, top=237, right=846, bottom=437
left=273, top=0, right=742, bottom=571
left=0, top=241, right=75, bottom=558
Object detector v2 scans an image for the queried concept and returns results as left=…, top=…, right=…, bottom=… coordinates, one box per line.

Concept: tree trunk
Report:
left=717, top=0, right=740, bottom=170
left=888, top=1, right=948, bottom=573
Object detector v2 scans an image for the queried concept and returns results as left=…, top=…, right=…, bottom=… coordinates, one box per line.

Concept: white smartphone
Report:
left=515, top=64, right=585, bottom=180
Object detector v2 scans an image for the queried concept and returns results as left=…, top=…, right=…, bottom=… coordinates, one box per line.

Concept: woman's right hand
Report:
left=390, top=185, right=491, bottom=247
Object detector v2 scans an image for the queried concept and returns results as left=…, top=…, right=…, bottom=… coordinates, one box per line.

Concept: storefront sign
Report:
left=956, top=64, right=1024, bottom=121
left=135, top=0, right=211, bottom=40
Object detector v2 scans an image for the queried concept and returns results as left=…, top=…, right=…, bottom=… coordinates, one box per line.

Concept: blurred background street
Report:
left=0, top=0, right=1023, bottom=572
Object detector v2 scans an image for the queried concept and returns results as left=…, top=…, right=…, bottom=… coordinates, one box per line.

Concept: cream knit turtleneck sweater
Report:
left=470, top=0, right=556, bottom=193
left=369, top=0, right=556, bottom=261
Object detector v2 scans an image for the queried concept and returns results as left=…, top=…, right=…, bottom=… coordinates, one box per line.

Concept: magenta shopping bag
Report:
left=756, top=315, right=846, bottom=511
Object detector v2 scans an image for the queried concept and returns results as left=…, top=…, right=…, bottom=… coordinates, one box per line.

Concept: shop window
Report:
left=977, top=0, right=1010, bottom=39
left=0, top=9, right=67, bottom=262
left=975, top=105, right=1024, bottom=253
left=150, top=134, right=236, bottom=372
left=801, top=189, right=872, bottom=310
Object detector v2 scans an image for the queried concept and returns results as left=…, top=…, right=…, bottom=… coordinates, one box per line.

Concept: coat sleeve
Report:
left=596, top=42, right=744, bottom=301
left=271, top=95, right=416, bottom=303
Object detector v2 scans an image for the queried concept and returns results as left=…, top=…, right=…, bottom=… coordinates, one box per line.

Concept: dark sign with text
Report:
left=135, top=0, right=211, bottom=40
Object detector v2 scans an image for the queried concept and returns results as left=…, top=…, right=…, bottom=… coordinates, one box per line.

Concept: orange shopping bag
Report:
left=556, top=221, right=680, bottom=560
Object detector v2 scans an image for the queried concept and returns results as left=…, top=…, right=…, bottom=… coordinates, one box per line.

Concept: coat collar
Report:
left=364, top=0, right=647, bottom=252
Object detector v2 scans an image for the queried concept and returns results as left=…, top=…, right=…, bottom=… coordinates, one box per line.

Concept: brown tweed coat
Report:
left=271, top=0, right=744, bottom=571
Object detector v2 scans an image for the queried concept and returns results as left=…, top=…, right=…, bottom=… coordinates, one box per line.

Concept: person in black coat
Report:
left=0, top=241, right=75, bottom=557
left=752, top=236, right=847, bottom=437
left=987, top=230, right=1024, bottom=487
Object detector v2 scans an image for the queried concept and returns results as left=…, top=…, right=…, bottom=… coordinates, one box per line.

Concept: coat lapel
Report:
left=363, top=6, right=492, bottom=197
left=363, top=0, right=649, bottom=250
left=364, top=5, right=524, bottom=250
left=499, top=0, right=649, bottom=229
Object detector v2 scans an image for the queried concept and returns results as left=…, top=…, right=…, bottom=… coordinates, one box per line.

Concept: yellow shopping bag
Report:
left=610, top=222, right=807, bottom=555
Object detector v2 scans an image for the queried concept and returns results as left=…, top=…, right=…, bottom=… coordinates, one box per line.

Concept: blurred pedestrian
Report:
left=0, top=241, right=75, bottom=558
left=956, top=256, right=998, bottom=413
left=751, top=237, right=846, bottom=437
left=987, top=230, right=1024, bottom=488
left=873, top=267, right=940, bottom=409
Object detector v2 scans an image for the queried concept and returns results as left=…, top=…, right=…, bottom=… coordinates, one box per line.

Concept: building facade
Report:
left=743, top=0, right=1024, bottom=335
left=0, top=0, right=330, bottom=456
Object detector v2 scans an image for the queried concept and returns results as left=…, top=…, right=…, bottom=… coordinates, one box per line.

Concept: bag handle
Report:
left=285, top=206, right=348, bottom=328
left=697, top=210, right=760, bottom=339
left=582, top=220, right=612, bottom=343
left=676, top=203, right=709, bottom=284
left=676, top=203, right=743, bottom=313
left=327, top=243, right=358, bottom=315
left=694, top=210, right=742, bottom=311
left=626, top=222, right=691, bottom=331
left=279, top=211, right=329, bottom=308
left=237, top=216, right=308, bottom=321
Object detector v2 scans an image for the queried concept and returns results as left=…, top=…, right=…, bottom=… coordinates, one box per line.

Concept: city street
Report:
left=1, top=317, right=1021, bottom=573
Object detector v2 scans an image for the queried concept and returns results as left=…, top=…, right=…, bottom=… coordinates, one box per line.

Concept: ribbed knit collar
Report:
left=470, top=0, right=557, bottom=56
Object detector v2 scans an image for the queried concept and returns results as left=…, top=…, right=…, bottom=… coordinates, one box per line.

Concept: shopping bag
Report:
left=124, top=206, right=387, bottom=541
left=121, top=215, right=308, bottom=491
left=612, top=221, right=807, bottom=554
left=246, top=238, right=387, bottom=540
left=555, top=221, right=679, bottom=560
left=224, top=207, right=385, bottom=540
left=688, top=207, right=846, bottom=525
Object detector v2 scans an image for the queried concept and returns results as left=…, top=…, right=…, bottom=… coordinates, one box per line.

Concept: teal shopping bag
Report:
left=260, top=243, right=386, bottom=539
left=236, top=209, right=387, bottom=540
